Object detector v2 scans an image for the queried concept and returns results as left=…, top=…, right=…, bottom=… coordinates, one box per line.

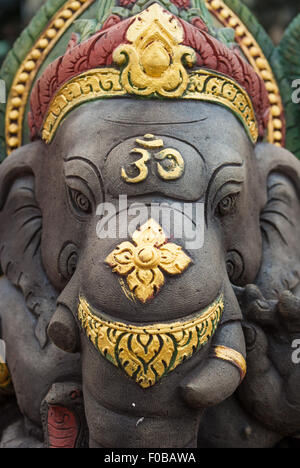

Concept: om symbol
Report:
left=121, top=134, right=185, bottom=183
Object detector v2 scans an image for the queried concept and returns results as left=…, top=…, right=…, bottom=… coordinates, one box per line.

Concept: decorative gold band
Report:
left=42, top=69, right=126, bottom=144
left=42, top=67, right=258, bottom=145
left=0, top=362, right=13, bottom=393
left=206, top=0, right=284, bottom=148
left=5, top=0, right=95, bottom=155
left=78, top=294, right=224, bottom=388
left=211, top=345, right=247, bottom=381
left=185, top=71, right=257, bottom=143
left=4, top=0, right=284, bottom=156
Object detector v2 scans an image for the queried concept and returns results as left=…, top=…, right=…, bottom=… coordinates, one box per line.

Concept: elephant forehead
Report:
left=57, top=100, right=252, bottom=199
left=58, top=99, right=251, bottom=161
left=103, top=134, right=206, bottom=201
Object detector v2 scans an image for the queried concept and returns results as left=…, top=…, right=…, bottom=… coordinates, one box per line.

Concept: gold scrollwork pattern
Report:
left=206, top=0, right=285, bottom=147
left=42, top=69, right=126, bottom=143
left=211, top=345, right=247, bottom=382
left=4, top=0, right=285, bottom=154
left=185, top=70, right=258, bottom=142
left=78, top=293, right=224, bottom=388
left=113, top=3, right=196, bottom=98
left=5, top=0, right=95, bottom=155
left=42, top=66, right=258, bottom=144
left=38, top=4, right=259, bottom=144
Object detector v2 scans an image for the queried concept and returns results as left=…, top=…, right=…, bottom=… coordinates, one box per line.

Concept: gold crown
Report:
left=42, top=4, right=258, bottom=144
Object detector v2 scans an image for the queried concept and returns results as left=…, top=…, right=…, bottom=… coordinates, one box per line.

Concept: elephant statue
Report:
left=0, top=0, right=299, bottom=448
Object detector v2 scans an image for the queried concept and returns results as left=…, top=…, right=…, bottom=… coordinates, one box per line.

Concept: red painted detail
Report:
left=66, top=33, right=80, bottom=52
left=119, top=0, right=136, bottom=6
left=170, top=0, right=190, bottom=9
left=29, top=17, right=133, bottom=139
left=190, top=16, right=209, bottom=33
left=179, top=18, right=270, bottom=136
left=47, top=405, right=78, bottom=449
left=102, top=14, right=122, bottom=31
left=70, top=389, right=82, bottom=400
left=28, top=11, right=269, bottom=141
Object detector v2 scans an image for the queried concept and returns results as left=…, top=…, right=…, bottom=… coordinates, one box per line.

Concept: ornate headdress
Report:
left=28, top=2, right=269, bottom=145
left=2, top=0, right=296, bottom=158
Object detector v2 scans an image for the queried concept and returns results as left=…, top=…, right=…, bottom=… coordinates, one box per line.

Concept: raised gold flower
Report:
left=105, top=219, right=192, bottom=302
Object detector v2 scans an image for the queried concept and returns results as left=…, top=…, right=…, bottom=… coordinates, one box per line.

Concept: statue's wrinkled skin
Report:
left=0, top=99, right=300, bottom=447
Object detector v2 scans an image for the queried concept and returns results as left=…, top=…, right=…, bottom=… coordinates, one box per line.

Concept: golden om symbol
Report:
left=155, top=148, right=184, bottom=180
left=121, top=148, right=150, bottom=184
left=121, top=134, right=185, bottom=183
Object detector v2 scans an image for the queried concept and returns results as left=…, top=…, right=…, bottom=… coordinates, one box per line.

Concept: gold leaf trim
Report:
left=78, top=293, right=224, bottom=388
left=184, top=70, right=258, bottom=142
left=42, top=69, right=126, bottom=143
left=211, top=344, right=247, bottom=381
left=42, top=67, right=258, bottom=144
left=4, top=0, right=285, bottom=154
left=113, top=3, right=196, bottom=98
left=206, top=0, right=285, bottom=147
left=5, top=0, right=94, bottom=155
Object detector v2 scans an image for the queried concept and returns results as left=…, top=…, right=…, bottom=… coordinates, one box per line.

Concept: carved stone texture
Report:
left=0, top=0, right=300, bottom=449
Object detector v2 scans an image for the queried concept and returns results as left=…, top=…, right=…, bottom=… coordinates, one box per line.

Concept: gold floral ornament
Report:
left=78, top=294, right=224, bottom=388
left=113, top=3, right=196, bottom=97
left=105, top=219, right=192, bottom=303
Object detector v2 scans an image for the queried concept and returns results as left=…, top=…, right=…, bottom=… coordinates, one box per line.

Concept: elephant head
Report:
left=0, top=1, right=299, bottom=448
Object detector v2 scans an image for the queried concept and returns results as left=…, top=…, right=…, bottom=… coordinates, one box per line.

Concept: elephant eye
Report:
left=69, top=188, right=92, bottom=215
left=216, top=194, right=237, bottom=217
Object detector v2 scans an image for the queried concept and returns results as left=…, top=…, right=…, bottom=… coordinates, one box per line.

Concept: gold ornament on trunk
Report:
left=105, top=219, right=192, bottom=303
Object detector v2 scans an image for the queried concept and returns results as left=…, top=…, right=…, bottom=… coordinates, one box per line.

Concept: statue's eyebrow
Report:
left=103, top=118, right=208, bottom=126
left=205, top=161, right=244, bottom=224
left=64, top=155, right=105, bottom=201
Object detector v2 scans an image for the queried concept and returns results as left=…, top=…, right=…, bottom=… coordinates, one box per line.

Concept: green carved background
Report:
left=0, top=0, right=299, bottom=160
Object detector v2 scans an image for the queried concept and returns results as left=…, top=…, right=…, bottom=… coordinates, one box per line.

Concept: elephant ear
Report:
left=0, top=142, right=57, bottom=348
left=254, top=143, right=300, bottom=300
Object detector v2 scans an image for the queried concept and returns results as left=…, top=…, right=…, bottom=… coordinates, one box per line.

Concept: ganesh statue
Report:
left=0, top=0, right=299, bottom=449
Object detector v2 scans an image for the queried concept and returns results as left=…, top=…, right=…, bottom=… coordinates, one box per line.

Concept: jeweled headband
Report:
left=28, top=3, right=270, bottom=145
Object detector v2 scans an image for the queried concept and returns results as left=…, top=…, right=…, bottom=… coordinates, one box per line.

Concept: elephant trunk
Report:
left=180, top=280, right=246, bottom=409
left=48, top=270, right=246, bottom=447
left=47, top=205, right=247, bottom=447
